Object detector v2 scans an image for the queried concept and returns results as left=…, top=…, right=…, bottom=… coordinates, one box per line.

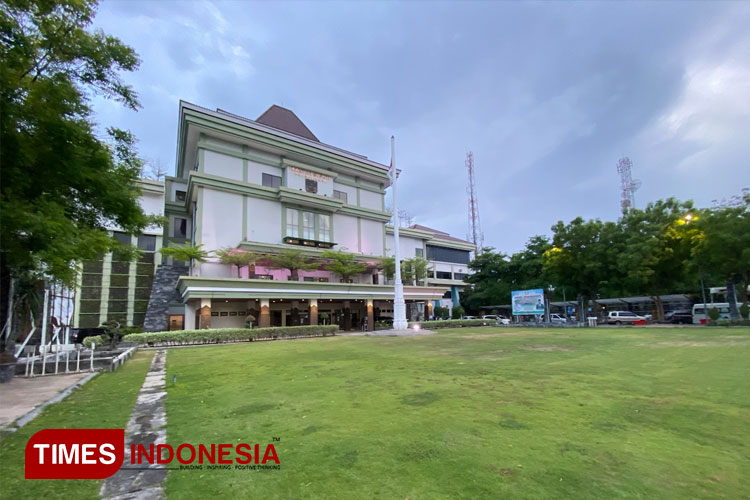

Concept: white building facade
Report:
left=153, top=102, right=473, bottom=332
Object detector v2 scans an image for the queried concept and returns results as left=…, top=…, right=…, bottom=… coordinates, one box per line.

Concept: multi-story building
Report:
left=142, top=102, right=474, bottom=332
left=74, top=179, right=165, bottom=329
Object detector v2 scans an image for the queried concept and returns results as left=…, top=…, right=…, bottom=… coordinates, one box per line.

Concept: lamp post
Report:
left=546, top=285, right=554, bottom=324
left=683, top=213, right=708, bottom=326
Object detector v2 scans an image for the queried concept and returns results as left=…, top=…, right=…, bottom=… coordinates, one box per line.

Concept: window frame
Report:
left=284, top=206, right=333, bottom=243
left=333, top=190, right=348, bottom=204
left=262, top=173, right=282, bottom=189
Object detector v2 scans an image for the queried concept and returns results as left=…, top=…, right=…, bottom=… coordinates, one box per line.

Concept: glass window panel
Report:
left=262, top=173, right=282, bottom=188
left=318, top=214, right=330, bottom=242
left=333, top=190, right=348, bottom=203
left=286, top=209, right=299, bottom=237
left=138, top=234, right=156, bottom=252
left=305, top=179, right=318, bottom=194
left=303, top=212, right=315, bottom=240
left=173, top=218, right=187, bottom=238
left=113, top=231, right=131, bottom=245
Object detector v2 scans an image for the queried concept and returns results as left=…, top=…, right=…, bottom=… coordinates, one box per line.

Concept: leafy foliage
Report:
left=160, top=244, right=211, bottom=264
left=320, top=249, right=366, bottom=282
left=401, top=256, right=431, bottom=285
left=215, top=248, right=258, bottom=278
left=266, top=249, right=319, bottom=281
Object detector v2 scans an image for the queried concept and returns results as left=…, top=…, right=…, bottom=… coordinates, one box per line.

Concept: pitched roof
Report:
left=255, top=105, right=319, bottom=142
left=408, top=224, right=473, bottom=245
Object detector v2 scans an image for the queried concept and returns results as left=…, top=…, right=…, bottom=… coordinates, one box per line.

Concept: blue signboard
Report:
left=511, top=289, right=545, bottom=315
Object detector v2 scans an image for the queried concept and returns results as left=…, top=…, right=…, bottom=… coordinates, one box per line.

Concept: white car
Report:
left=607, top=311, right=645, bottom=325
left=549, top=313, right=567, bottom=324
left=482, top=314, right=511, bottom=325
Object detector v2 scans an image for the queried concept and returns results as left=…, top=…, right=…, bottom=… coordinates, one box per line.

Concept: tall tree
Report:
left=693, top=190, right=750, bottom=318
left=618, top=198, right=699, bottom=320
left=543, top=218, right=622, bottom=321
left=1, top=0, right=150, bottom=354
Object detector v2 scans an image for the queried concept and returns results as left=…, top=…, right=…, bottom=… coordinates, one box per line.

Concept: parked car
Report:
left=664, top=310, right=693, bottom=324
left=482, top=314, right=511, bottom=325
left=549, top=313, right=567, bottom=324
left=607, top=311, right=646, bottom=325
left=461, top=315, right=477, bottom=320
left=70, top=327, right=106, bottom=344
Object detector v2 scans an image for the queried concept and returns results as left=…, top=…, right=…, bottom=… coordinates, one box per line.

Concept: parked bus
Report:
left=692, top=303, right=732, bottom=324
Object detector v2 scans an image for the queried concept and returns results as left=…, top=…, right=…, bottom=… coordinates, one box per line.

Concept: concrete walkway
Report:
left=366, top=328, right=436, bottom=337
left=0, top=373, right=92, bottom=430
left=101, top=350, right=167, bottom=500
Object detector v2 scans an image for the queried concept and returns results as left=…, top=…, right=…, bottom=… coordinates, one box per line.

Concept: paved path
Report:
left=0, top=373, right=91, bottom=429
left=366, top=329, right=436, bottom=337
left=101, top=350, right=167, bottom=500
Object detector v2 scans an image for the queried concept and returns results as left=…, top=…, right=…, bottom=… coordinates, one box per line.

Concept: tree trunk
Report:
left=577, top=294, right=585, bottom=326
left=727, top=278, right=740, bottom=320
left=291, top=269, right=299, bottom=281
left=651, top=295, right=665, bottom=322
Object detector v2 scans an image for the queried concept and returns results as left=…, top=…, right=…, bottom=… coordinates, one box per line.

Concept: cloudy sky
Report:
left=92, top=1, right=750, bottom=253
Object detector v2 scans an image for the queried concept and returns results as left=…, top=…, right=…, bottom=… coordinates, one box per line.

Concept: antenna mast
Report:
left=617, top=157, right=641, bottom=212
left=466, top=151, right=483, bottom=253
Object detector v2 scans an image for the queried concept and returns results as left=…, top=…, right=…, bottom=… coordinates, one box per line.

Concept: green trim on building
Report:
left=195, top=186, right=204, bottom=245
left=98, top=252, right=112, bottom=325
left=179, top=109, right=390, bottom=181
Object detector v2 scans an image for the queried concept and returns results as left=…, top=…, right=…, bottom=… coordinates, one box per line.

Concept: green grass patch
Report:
left=0, top=351, right=152, bottom=499
left=164, top=327, right=750, bottom=499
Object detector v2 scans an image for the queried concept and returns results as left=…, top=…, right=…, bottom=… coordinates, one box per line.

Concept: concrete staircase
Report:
left=142, top=265, right=188, bottom=332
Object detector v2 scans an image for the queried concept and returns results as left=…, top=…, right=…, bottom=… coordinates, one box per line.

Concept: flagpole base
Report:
left=393, top=282, right=408, bottom=330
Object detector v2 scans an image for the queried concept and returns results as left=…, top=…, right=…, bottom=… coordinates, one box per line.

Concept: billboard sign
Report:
left=511, top=289, right=545, bottom=315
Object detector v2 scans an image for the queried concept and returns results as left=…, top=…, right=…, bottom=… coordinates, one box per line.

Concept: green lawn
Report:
left=0, top=350, right=153, bottom=499
left=165, top=327, right=750, bottom=499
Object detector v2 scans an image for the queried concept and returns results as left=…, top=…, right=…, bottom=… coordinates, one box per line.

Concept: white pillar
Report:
left=184, top=301, right=196, bottom=330
left=390, top=136, right=408, bottom=330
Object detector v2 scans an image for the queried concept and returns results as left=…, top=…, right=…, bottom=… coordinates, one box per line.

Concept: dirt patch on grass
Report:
left=651, top=341, right=750, bottom=347
left=487, top=465, right=517, bottom=477
left=522, top=345, right=573, bottom=351
left=401, top=391, right=441, bottom=406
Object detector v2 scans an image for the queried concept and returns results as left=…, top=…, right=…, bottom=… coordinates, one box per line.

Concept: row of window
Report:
left=261, top=173, right=350, bottom=204
left=113, top=231, right=157, bottom=252
left=286, top=209, right=331, bottom=242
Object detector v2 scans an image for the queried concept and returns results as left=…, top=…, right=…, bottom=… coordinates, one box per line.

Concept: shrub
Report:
left=121, top=325, right=340, bottom=346
left=408, top=319, right=491, bottom=329
left=708, top=307, right=720, bottom=321
left=83, top=335, right=106, bottom=349
left=716, top=319, right=731, bottom=327
left=433, top=306, right=450, bottom=320
left=739, top=303, right=749, bottom=320
left=451, top=306, right=465, bottom=319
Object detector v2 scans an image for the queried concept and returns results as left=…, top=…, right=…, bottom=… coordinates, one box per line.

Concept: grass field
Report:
left=0, top=350, right=153, bottom=499
left=0, top=328, right=748, bottom=499
left=164, top=327, right=750, bottom=499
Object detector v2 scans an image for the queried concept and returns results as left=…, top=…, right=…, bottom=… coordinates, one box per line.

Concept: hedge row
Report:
left=120, top=325, right=340, bottom=346
left=408, top=319, right=495, bottom=329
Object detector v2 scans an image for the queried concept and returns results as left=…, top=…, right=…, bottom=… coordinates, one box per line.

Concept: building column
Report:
left=451, top=286, right=460, bottom=307
left=367, top=299, right=374, bottom=332
left=259, top=299, right=270, bottom=328
left=343, top=300, right=352, bottom=330
left=184, top=301, right=196, bottom=330
left=199, top=298, right=211, bottom=329
left=426, top=301, right=433, bottom=320
left=309, top=299, right=318, bottom=325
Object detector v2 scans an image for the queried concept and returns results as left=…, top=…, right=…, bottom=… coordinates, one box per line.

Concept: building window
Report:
left=302, top=212, right=315, bottom=240
left=305, top=179, right=318, bottom=194
left=173, top=218, right=187, bottom=238
left=175, top=190, right=186, bottom=201
left=318, top=277, right=329, bottom=282
left=318, top=214, right=330, bottom=242
left=453, top=273, right=467, bottom=281
left=262, top=173, right=282, bottom=188
left=426, top=245, right=471, bottom=265
left=286, top=210, right=299, bottom=237
left=303, top=277, right=316, bottom=282
left=333, top=190, right=348, bottom=203
left=436, top=271, right=452, bottom=280
left=113, top=231, right=131, bottom=245
left=415, top=248, right=423, bottom=257
left=138, top=235, right=156, bottom=252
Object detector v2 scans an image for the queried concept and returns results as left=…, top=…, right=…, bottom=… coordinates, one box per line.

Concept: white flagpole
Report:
left=391, top=136, right=408, bottom=330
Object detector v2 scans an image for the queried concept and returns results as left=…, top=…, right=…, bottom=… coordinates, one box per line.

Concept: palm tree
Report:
left=159, top=244, right=211, bottom=276
left=321, top=249, right=367, bottom=283
left=266, top=249, right=319, bottom=281
left=215, top=248, right=259, bottom=278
